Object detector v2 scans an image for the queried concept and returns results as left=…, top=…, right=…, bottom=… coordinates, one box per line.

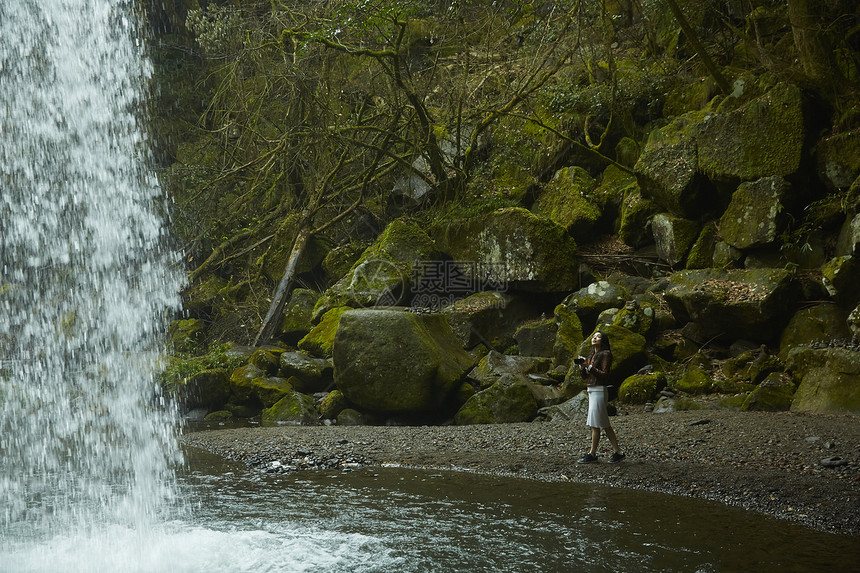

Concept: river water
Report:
left=5, top=446, right=858, bottom=572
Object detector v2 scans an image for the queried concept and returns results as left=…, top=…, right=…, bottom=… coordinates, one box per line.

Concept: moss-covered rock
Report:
left=821, top=255, right=860, bottom=307
left=531, top=166, right=602, bottom=242
left=696, top=83, right=805, bottom=181
left=298, top=306, right=351, bottom=358
left=618, top=372, right=667, bottom=404
left=686, top=222, right=718, bottom=269
left=779, top=303, right=851, bottom=358
left=609, top=301, right=656, bottom=338
left=815, top=128, right=860, bottom=191
left=319, top=389, right=348, bottom=420
left=179, top=368, right=230, bottom=411
left=261, top=390, right=318, bottom=426
left=652, top=213, right=699, bottom=268
left=453, top=374, right=538, bottom=425
left=441, top=292, right=538, bottom=351
left=786, top=346, right=860, bottom=415
left=514, top=318, right=557, bottom=357
left=557, top=280, right=628, bottom=331
left=663, top=268, right=802, bottom=341
left=433, top=207, right=579, bottom=292
left=719, top=177, right=790, bottom=250
left=468, top=351, right=551, bottom=390
left=634, top=116, right=702, bottom=216
left=322, top=242, right=369, bottom=285
left=553, top=299, right=585, bottom=366
left=836, top=213, right=860, bottom=257
left=674, top=367, right=715, bottom=395
left=618, top=189, right=660, bottom=248
left=278, top=350, right=333, bottom=393
left=333, top=309, right=475, bottom=413
left=279, top=288, right=320, bottom=343
left=249, top=348, right=282, bottom=376
left=741, top=372, right=796, bottom=411
left=314, top=219, right=440, bottom=319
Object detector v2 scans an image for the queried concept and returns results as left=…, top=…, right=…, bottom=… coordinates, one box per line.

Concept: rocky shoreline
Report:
left=183, top=409, right=860, bottom=537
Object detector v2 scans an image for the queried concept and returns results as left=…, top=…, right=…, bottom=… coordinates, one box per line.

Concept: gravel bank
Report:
left=183, top=409, right=860, bottom=536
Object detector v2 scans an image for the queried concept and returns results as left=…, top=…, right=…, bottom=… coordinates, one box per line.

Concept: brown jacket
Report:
left=580, top=350, right=613, bottom=387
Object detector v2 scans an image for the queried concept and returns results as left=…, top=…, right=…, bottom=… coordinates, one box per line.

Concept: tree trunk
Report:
left=665, top=0, right=733, bottom=96
left=253, top=223, right=312, bottom=346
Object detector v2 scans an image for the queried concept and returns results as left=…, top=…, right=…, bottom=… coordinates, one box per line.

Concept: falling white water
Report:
left=0, top=0, right=183, bottom=555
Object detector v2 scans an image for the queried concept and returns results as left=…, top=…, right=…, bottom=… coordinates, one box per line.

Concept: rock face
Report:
left=663, top=268, right=801, bottom=342
left=433, top=207, right=579, bottom=292
left=719, top=177, right=790, bottom=249
left=786, top=347, right=860, bottom=415
left=333, top=309, right=475, bottom=413
left=314, top=219, right=440, bottom=319
left=454, top=374, right=538, bottom=425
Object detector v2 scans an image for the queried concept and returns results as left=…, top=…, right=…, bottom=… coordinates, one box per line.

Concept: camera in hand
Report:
left=574, top=357, right=586, bottom=365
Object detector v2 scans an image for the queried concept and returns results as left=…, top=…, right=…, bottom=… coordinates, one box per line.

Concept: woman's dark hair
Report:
left=588, top=330, right=611, bottom=358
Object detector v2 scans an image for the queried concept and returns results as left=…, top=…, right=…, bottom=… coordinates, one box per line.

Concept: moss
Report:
left=686, top=222, right=717, bottom=269
left=618, top=372, right=667, bottom=404
left=159, top=343, right=249, bottom=395
left=169, top=318, right=206, bottom=354
left=741, top=372, right=796, bottom=411
left=674, top=367, right=714, bottom=395
left=299, top=306, right=351, bottom=358
left=319, top=389, right=348, bottom=420
left=204, top=410, right=233, bottom=421
left=261, top=391, right=318, bottom=426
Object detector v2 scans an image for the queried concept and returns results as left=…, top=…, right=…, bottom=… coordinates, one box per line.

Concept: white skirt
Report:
left=586, top=386, right=610, bottom=428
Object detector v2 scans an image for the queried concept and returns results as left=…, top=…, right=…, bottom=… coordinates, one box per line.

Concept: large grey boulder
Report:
left=634, top=117, right=701, bottom=216
left=433, top=207, right=579, bottom=292
left=786, top=347, right=860, bottom=415
left=543, top=391, right=589, bottom=422
left=663, top=268, right=801, bottom=341
left=719, top=177, right=790, bottom=249
left=333, top=309, right=475, bottom=413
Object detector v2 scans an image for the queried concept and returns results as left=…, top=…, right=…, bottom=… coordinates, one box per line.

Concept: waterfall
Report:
left=0, top=0, right=183, bottom=552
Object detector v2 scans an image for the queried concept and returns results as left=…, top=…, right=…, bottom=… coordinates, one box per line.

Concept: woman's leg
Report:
left=604, top=426, right=621, bottom=453
left=589, top=426, right=601, bottom=455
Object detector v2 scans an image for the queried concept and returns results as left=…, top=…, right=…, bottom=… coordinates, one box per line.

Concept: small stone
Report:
left=820, top=456, right=848, bottom=468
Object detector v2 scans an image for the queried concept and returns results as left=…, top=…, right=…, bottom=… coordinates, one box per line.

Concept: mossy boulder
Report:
left=553, top=299, right=585, bottom=366
left=634, top=116, right=702, bottom=216
left=514, top=318, right=557, bottom=357
left=433, top=207, right=579, bottom=292
left=279, top=351, right=333, bottom=394
left=261, top=391, right=318, bottom=426
left=557, top=280, right=627, bottom=330
left=786, top=347, right=860, bottom=415
left=314, top=219, right=440, bottom=319
left=618, top=189, right=660, bottom=248
left=229, top=364, right=294, bottom=410
left=779, top=304, right=851, bottom=358
left=441, top=292, right=538, bottom=351
left=279, top=288, right=320, bottom=343
left=674, top=367, right=715, bottom=395
left=298, top=306, right=351, bottom=358
left=652, top=213, right=699, bottom=268
left=468, top=351, right=552, bottom=390
left=249, top=348, right=282, bottom=376
left=696, top=84, right=805, bottom=181
left=741, top=372, right=796, bottom=412
left=686, top=222, right=718, bottom=269
left=608, top=301, right=656, bottom=338
left=179, top=368, right=230, bottom=411
left=454, top=374, right=538, bottom=425
left=618, top=372, right=667, bottom=404
left=322, top=242, right=368, bottom=285
left=531, top=166, right=602, bottom=242
left=663, top=268, right=801, bottom=341
left=719, top=177, right=790, bottom=250
left=333, top=309, right=476, bottom=413
left=815, top=128, right=860, bottom=191
left=836, top=213, right=860, bottom=257
left=229, top=364, right=268, bottom=404
left=821, top=256, right=860, bottom=307
left=319, top=389, right=349, bottom=420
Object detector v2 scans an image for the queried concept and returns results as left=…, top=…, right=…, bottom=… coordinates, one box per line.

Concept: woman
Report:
left=576, top=331, right=625, bottom=464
